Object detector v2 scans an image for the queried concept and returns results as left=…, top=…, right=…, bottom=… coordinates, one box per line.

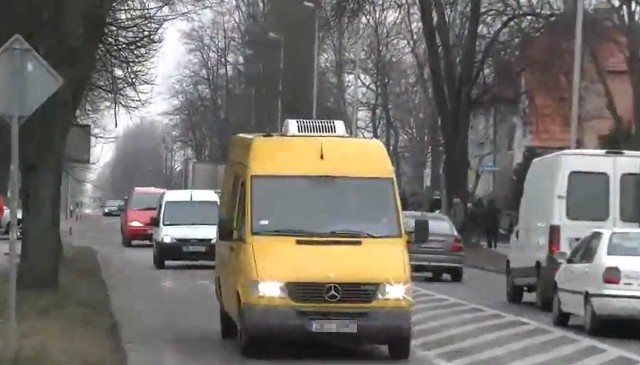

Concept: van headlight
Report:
left=249, top=280, right=287, bottom=298
left=161, top=235, right=174, bottom=243
left=377, top=283, right=411, bottom=300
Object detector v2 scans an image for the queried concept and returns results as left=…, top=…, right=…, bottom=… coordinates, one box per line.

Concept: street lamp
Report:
left=303, top=1, right=318, bottom=119
left=569, top=0, right=584, bottom=149
left=267, top=32, right=284, bottom=132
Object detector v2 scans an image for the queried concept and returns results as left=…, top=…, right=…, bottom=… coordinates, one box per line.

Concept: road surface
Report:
left=67, top=216, right=640, bottom=364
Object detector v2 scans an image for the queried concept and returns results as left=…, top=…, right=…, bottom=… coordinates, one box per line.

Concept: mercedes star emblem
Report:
left=324, top=284, right=342, bottom=302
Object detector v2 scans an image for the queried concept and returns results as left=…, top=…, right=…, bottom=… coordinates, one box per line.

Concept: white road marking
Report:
left=414, top=295, right=448, bottom=304
left=413, top=301, right=464, bottom=311
left=513, top=342, right=591, bottom=365
left=411, top=286, right=640, bottom=363
left=570, top=351, right=622, bottom=365
left=431, top=324, right=536, bottom=355
left=413, top=317, right=514, bottom=346
left=452, top=332, right=561, bottom=365
left=411, top=305, right=473, bottom=322
left=413, top=311, right=494, bottom=330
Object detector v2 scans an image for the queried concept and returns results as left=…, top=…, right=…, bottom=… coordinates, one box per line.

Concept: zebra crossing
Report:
left=411, top=287, right=640, bottom=365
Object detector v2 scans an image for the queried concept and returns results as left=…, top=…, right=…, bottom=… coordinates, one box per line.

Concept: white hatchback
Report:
left=552, top=228, right=640, bottom=335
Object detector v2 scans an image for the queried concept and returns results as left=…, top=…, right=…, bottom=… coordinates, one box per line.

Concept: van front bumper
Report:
left=240, top=305, right=411, bottom=344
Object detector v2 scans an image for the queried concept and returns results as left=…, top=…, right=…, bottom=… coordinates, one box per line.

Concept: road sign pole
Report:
left=6, top=44, right=25, bottom=358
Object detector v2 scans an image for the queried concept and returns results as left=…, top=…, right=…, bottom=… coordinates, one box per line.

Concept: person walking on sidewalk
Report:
left=484, top=198, right=500, bottom=249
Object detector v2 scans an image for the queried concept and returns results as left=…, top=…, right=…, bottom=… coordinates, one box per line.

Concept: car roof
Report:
left=133, top=186, right=166, bottom=193
left=162, top=189, right=220, bottom=202
left=593, top=228, right=640, bottom=234
left=402, top=210, right=450, bottom=221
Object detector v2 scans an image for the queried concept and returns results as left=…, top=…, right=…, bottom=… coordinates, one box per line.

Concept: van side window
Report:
left=219, top=175, right=240, bottom=241
left=620, top=173, right=640, bottom=222
left=234, top=181, right=246, bottom=241
left=566, top=172, right=609, bottom=222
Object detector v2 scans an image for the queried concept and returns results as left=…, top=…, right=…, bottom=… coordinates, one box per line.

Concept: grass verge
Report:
left=0, top=245, right=126, bottom=365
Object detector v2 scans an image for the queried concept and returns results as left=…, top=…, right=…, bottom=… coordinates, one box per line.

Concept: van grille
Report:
left=295, top=120, right=336, bottom=135
left=286, top=282, right=379, bottom=304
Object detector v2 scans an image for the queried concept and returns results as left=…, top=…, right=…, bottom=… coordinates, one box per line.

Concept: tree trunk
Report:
left=18, top=91, right=74, bottom=289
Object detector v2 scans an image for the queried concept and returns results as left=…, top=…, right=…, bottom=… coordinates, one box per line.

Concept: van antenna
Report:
left=320, top=142, right=324, bottom=160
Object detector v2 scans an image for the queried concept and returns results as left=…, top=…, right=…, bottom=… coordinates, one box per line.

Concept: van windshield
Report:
left=251, top=176, right=401, bottom=238
left=162, top=201, right=219, bottom=226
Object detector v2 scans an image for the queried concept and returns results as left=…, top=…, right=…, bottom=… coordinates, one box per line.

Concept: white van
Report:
left=506, top=149, right=640, bottom=310
left=151, top=189, right=220, bottom=269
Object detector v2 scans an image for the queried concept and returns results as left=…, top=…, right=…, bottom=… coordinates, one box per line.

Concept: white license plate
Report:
left=183, top=246, right=206, bottom=252
left=309, top=320, right=357, bottom=333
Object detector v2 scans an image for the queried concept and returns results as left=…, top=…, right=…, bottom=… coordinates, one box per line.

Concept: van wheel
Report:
left=153, top=249, right=165, bottom=269
left=584, top=298, right=601, bottom=336
left=551, top=289, right=570, bottom=327
left=431, top=272, right=443, bottom=281
left=220, top=307, right=238, bottom=339
left=535, top=270, right=552, bottom=312
left=388, top=336, right=411, bottom=360
left=506, top=269, right=523, bottom=304
left=450, top=268, right=463, bottom=282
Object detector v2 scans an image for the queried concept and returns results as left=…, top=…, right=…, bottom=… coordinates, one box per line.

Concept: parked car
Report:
left=507, top=149, right=640, bottom=312
left=552, top=228, right=640, bottom=335
left=120, top=187, right=166, bottom=247
left=402, top=211, right=464, bottom=282
left=151, top=189, right=219, bottom=269
left=1, top=208, right=22, bottom=238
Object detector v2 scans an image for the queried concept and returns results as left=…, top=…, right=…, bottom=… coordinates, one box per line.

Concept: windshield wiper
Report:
left=325, top=229, right=381, bottom=238
left=254, top=229, right=322, bottom=236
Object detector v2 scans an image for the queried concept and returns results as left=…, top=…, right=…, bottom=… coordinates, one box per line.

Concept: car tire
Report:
left=506, top=268, right=524, bottom=304
left=450, top=268, right=463, bottom=282
left=431, top=272, right=443, bottom=281
left=121, top=234, right=132, bottom=247
left=388, top=336, right=411, bottom=360
left=153, top=249, right=165, bottom=269
left=535, top=269, right=552, bottom=312
left=584, top=297, right=601, bottom=336
left=551, top=288, right=570, bottom=327
left=238, top=311, right=260, bottom=358
left=220, top=307, right=238, bottom=339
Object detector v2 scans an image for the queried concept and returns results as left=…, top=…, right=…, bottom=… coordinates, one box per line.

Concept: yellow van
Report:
left=215, top=119, right=413, bottom=359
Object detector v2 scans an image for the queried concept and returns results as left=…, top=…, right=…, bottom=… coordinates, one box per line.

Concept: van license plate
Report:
left=183, top=246, right=206, bottom=252
left=309, top=320, right=357, bottom=333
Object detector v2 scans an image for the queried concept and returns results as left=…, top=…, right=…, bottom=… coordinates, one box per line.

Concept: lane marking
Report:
left=431, top=324, right=536, bottom=355
left=413, top=311, right=495, bottom=330
left=570, top=352, right=623, bottom=365
left=413, top=317, right=514, bottom=346
left=412, top=306, right=474, bottom=322
left=412, top=286, right=640, bottom=361
left=453, top=332, right=562, bottom=365
left=413, top=301, right=466, bottom=311
left=514, top=342, right=591, bottom=365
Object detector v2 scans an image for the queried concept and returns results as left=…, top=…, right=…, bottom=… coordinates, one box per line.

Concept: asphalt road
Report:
left=71, top=216, right=438, bottom=364
left=412, top=268, right=640, bottom=364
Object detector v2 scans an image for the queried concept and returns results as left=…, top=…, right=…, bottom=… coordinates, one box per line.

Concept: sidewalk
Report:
left=464, top=241, right=509, bottom=274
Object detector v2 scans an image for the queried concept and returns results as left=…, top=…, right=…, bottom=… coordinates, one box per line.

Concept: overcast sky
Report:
left=92, top=19, right=187, bottom=171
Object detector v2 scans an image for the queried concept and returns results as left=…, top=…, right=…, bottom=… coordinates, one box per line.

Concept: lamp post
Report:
left=303, top=1, right=318, bottom=119
left=267, top=32, right=284, bottom=132
left=569, top=0, right=584, bottom=149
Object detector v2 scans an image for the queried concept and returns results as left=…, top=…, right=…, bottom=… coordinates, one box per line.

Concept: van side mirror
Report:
left=553, top=251, right=569, bottom=263
left=414, top=219, right=429, bottom=243
left=150, top=216, right=159, bottom=227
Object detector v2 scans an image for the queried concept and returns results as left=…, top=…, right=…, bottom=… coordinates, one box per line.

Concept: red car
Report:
left=120, top=187, right=166, bottom=247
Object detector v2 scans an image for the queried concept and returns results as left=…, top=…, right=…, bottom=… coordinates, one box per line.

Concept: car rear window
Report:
left=403, top=214, right=454, bottom=235
left=566, top=172, right=609, bottom=222
left=129, top=192, right=163, bottom=210
left=608, top=232, right=640, bottom=257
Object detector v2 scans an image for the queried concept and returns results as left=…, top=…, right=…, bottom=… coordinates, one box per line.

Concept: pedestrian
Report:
left=484, top=198, right=500, bottom=249
left=470, top=199, right=485, bottom=244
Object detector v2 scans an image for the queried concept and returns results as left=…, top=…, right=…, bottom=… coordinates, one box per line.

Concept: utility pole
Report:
left=351, top=21, right=362, bottom=137
left=569, top=0, right=584, bottom=149
left=304, top=1, right=319, bottom=118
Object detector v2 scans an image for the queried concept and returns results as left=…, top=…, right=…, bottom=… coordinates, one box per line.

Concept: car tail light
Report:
left=450, top=236, right=463, bottom=252
left=548, top=225, right=560, bottom=254
left=602, top=267, right=621, bottom=285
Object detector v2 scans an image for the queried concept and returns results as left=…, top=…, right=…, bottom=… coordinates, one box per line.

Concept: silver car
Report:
left=403, top=211, right=464, bottom=282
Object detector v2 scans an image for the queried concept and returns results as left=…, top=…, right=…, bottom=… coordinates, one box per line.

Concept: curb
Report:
left=464, top=262, right=505, bottom=275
